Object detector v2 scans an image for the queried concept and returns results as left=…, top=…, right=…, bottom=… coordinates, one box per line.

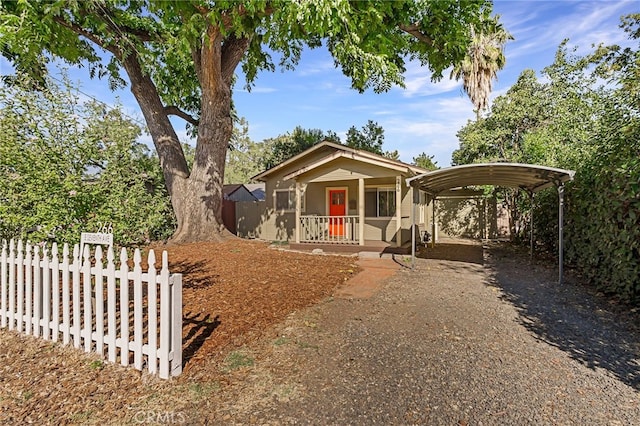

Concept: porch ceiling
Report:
left=406, top=163, right=575, bottom=195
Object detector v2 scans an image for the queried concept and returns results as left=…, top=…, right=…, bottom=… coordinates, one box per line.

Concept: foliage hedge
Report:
left=515, top=103, right=639, bottom=305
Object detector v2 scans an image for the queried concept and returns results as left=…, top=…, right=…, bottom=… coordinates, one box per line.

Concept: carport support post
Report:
left=431, top=198, right=436, bottom=249
left=558, top=184, right=565, bottom=284
left=529, top=191, right=535, bottom=259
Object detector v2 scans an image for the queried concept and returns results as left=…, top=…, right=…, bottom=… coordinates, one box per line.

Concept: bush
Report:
left=0, top=74, right=175, bottom=246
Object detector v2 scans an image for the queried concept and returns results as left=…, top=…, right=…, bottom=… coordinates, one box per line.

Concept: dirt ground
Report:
left=1, top=238, right=638, bottom=424
left=0, top=239, right=359, bottom=425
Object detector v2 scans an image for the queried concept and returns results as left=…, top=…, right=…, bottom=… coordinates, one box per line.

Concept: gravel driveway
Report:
left=213, top=240, right=640, bottom=425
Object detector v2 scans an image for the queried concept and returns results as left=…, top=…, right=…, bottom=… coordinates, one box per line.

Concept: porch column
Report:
left=395, top=176, right=402, bottom=247
left=411, top=187, right=417, bottom=269
left=295, top=180, right=301, bottom=243
left=358, top=178, right=365, bottom=246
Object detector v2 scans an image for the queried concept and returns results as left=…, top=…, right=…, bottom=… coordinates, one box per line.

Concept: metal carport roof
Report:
left=405, top=163, right=575, bottom=195
left=405, top=162, right=576, bottom=283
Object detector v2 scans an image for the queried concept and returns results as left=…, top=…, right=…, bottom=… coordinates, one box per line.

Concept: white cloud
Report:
left=498, top=0, right=635, bottom=60
left=239, top=86, right=277, bottom=94
left=297, top=59, right=336, bottom=76
left=378, top=95, right=476, bottom=166
left=398, top=61, right=461, bottom=98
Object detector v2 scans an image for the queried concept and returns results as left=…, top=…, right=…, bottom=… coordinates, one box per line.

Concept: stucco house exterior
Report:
left=235, top=141, right=434, bottom=252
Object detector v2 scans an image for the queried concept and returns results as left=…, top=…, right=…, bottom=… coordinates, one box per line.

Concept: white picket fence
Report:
left=0, top=239, right=182, bottom=379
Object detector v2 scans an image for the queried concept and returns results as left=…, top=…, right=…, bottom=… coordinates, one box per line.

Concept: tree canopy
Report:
left=0, top=0, right=504, bottom=242
left=261, top=126, right=339, bottom=171
left=345, top=120, right=385, bottom=155
left=412, top=152, right=439, bottom=171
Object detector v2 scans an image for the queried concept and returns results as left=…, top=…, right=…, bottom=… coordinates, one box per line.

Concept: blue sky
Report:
left=2, top=0, right=637, bottom=168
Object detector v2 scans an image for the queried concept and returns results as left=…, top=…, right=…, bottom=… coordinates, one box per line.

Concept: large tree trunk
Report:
left=123, top=54, right=232, bottom=243
left=118, top=21, right=251, bottom=243
left=171, top=88, right=233, bottom=242
left=168, top=27, right=250, bottom=243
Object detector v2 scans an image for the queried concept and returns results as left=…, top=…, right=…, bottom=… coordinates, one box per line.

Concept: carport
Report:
left=406, top=163, right=575, bottom=283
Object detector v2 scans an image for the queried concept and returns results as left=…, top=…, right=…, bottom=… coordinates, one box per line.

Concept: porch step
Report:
left=289, top=242, right=410, bottom=255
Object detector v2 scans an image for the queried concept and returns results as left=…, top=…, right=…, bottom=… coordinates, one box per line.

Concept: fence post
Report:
left=82, top=245, right=92, bottom=352
left=147, top=250, right=158, bottom=375
left=24, top=243, right=33, bottom=335
left=119, top=248, right=130, bottom=367
left=159, top=251, right=171, bottom=379
left=51, top=243, right=60, bottom=342
left=133, top=249, right=143, bottom=370
left=16, top=240, right=24, bottom=333
left=170, top=273, right=183, bottom=377
left=1, top=241, right=7, bottom=328
left=8, top=239, right=15, bottom=331
left=61, top=244, right=71, bottom=345
left=106, top=247, right=117, bottom=363
left=95, top=246, right=105, bottom=356
left=72, top=244, right=81, bottom=348
left=32, top=246, right=41, bottom=337
left=42, top=245, right=50, bottom=340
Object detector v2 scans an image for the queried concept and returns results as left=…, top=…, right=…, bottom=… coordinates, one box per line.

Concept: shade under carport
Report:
left=406, top=163, right=575, bottom=283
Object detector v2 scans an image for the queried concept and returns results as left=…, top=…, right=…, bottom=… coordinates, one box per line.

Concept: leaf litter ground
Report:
left=0, top=239, right=358, bottom=424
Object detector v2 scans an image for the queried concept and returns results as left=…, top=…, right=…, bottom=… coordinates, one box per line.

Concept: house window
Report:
left=365, top=187, right=396, bottom=217
left=274, top=189, right=304, bottom=212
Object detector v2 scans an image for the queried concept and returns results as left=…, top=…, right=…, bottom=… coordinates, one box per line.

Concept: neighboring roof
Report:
left=223, top=184, right=258, bottom=201
left=252, top=140, right=426, bottom=181
left=244, top=183, right=266, bottom=201
left=406, top=163, right=575, bottom=195
left=223, top=184, right=244, bottom=197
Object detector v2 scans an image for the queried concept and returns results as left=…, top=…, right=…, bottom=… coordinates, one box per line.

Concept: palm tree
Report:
left=452, top=17, right=513, bottom=120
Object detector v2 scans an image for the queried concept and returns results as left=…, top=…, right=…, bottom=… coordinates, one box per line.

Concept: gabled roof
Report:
left=253, top=140, right=426, bottom=181
left=223, top=184, right=258, bottom=201
left=223, top=184, right=245, bottom=197
left=406, top=163, right=575, bottom=195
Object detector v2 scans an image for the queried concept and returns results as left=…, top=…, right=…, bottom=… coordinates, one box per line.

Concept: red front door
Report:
left=329, top=189, right=346, bottom=236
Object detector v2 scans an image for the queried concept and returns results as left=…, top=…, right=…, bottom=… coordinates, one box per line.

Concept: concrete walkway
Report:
left=333, top=255, right=403, bottom=299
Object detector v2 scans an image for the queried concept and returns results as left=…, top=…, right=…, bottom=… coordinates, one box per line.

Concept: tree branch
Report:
left=91, top=2, right=161, bottom=43
left=192, top=46, right=203, bottom=84
left=53, top=16, right=121, bottom=57
left=221, top=34, right=252, bottom=85
left=164, top=106, right=199, bottom=126
left=399, top=23, right=434, bottom=46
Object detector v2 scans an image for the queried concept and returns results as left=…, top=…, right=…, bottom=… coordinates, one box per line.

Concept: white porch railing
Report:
left=300, top=215, right=359, bottom=244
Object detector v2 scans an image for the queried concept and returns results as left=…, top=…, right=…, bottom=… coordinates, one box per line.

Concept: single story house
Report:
left=236, top=141, right=433, bottom=252
left=235, top=141, right=510, bottom=251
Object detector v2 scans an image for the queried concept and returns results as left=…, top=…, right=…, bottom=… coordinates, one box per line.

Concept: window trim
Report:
left=365, top=186, right=396, bottom=218
left=274, top=188, right=305, bottom=212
